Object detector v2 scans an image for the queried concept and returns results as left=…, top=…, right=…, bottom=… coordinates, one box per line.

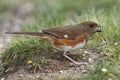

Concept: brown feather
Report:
left=54, top=34, right=86, bottom=46
left=5, top=32, right=48, bottom=36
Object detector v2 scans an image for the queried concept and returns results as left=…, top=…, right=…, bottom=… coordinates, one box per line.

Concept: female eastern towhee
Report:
left=5, top=21, right=102, bottom=65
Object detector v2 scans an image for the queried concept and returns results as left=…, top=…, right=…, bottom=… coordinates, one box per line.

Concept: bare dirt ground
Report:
left=0, top=48, right=102, bottom=80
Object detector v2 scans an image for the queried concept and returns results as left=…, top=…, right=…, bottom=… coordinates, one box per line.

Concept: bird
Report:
left=5, top=21, right=102, bottom=65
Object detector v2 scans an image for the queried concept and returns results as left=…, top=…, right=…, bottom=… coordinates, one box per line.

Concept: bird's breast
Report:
left=60, top=40, right=86, bottom=51
left=53, top=39, right=86, bottom=51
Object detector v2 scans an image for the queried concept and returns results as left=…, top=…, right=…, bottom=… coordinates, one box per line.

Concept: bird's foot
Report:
left=63, top=51, right=88, bottom=66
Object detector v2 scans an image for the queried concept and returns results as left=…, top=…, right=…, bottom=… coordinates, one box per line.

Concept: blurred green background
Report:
left=0, top=0, right=120, bottom=28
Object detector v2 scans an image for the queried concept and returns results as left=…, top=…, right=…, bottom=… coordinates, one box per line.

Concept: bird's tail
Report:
left=5, top=32, right=48, bottom=36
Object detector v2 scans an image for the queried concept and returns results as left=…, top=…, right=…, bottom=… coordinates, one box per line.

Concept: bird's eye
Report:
left=89, top=24, right=94, bottom=28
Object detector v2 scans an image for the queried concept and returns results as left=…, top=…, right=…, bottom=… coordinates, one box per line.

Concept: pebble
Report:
left=82, top=69, right=88, bottom=73
left=84, top=50, right=90, bottom=54
left=36, top=75, right=39, bottom=78
left=88, top=58, right=94, bottom=63
left=59, top=70, right=64, bottom=74
left=19, top=74, right=23, bottom=77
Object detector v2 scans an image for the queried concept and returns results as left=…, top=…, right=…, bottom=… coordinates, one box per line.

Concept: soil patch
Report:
left=0, top=48, right=102, bottom=80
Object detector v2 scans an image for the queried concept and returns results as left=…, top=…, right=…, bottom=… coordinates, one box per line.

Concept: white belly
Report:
left=61, top=41, right=86, bottom=51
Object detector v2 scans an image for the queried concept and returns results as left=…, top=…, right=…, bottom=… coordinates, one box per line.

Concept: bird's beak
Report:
left=95, top=25, right=102, bottom=32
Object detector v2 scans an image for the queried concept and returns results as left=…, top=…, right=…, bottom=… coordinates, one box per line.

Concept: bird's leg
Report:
left=63, top=51, right=86, bottom=66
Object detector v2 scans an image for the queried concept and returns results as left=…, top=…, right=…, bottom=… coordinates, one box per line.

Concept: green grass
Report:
left=1, top=0, right=120, bottom=80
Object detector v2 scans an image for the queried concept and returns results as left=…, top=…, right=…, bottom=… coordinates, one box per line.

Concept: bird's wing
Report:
left=42, top=25, right=82, bottom=40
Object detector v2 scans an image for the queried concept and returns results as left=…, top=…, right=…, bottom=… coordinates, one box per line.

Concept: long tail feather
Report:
left=5, top=32, right=47, bottom=36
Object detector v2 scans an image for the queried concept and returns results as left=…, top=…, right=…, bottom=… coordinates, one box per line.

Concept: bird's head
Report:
left=81, top=21, right=102, bottom=34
